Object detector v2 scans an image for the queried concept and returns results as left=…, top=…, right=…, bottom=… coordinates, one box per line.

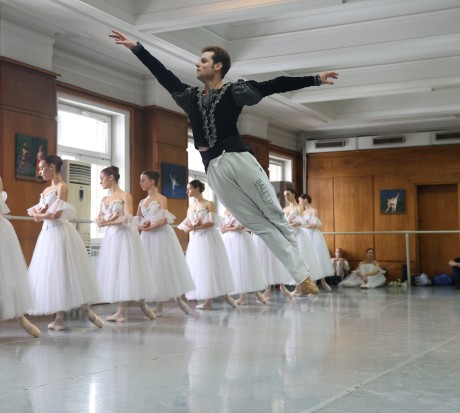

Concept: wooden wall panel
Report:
left=143, top=107, right=189, bottom=251
left=332, top=176, right=374, bottom=266
left=307, top=177, right=334, bottom=253
left=243, top=135, right=269, bottom=175
left=0, top=59, right=57, bottom=263
left=373, top=174, right=416, bottom=278
left=131, top=109, right=147, bottom=208
left=308, top=144, right=460, bottom=280
left=0, top=58, right=57, bottom=117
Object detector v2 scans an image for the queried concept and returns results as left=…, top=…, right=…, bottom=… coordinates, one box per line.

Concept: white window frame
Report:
left=269, top=153, right=293, bottom=182
left=57, top=94, right=130, bottom=242
left=58, top=103, right=112, bottom=160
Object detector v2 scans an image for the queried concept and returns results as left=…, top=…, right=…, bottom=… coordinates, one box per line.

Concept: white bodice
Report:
left=141, top=199, right=161, bottom=217
left=223, top=214, right=241, bottom=227
left=101, top=199, right=125, bottom=220
left=139, top=199, right=175, bottom=225
left=188, top=208, right=208, bottom=224
left=39, top=191, right=58, bottom=208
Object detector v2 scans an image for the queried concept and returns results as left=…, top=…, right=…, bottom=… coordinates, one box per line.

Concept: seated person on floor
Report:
left=331, top=247, right=350, bottom=281
left=339, top=248, right=386, bottom=289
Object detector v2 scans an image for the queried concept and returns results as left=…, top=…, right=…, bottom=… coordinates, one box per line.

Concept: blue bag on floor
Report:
left=432, top=273, right=453, bottom=286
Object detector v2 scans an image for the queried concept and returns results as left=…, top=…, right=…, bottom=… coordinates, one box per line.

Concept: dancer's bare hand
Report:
left=319, top=71, right=339, bottom=85
left=109, top=30, right=137, bottom=49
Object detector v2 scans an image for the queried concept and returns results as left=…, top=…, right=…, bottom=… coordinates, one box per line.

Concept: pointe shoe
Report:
left=360, top=283, right=370, bottom=289
left=237, top=294, right=247, bottom=305
left=224, top=295, right=238, bottom=308
left=139, top=302, right=156, bottom=320
left=255, top=291, right=268, bottom=304
left=280, top=285, right=293, bottom=300
left=18, top=315, right=41, bottom=337
left=154, top=303, right=163, bottom=317
left=47, top=321, right=65, bottom=331
left=106, top=313, right=126, bottom=322
left=321, top=279, right=332, bottom=292
left=82, top=306, right=104, bottom=328
left=196, top=301, right=213, bottom=310
left=292, top=286, right=304, bottom=297
left=177, top=298, right=190, bottom=315
left=300, top=277, right=319, bottom=295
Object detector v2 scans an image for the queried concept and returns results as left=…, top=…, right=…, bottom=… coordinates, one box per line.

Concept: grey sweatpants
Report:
left=207, top=151, right=309, bottom=284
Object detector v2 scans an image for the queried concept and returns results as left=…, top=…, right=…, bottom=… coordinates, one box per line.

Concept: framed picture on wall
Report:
left=161, top=162, right=187, bottom=199
left=15, top=134, right=48, bottom=181
left=380, top=189, right=405, bottom=214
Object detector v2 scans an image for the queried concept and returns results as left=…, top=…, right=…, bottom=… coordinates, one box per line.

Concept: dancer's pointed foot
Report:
left=255, top=291, right=268, bottom=304
left=47, top=321, right=65, bottom=331
left=263, top=287, right=271, bottom=299
left=82, top=305, right=104, bottom=328
left=139, top=301, right=156, bottom=320
left=18, top=315, right=40, bottom=337
left=280, top=285, right=293, bottom=300
left=321, top=278, right=332, bottom=292
left=154, top=302, right=163, bottom=317
left=300, top=277, right=319, bottom=295
left=224, top=295, right=238, bottom=308
left=48, top=312, right=65, bottom=330
left=292, top=285, right=303, bottom=297
left=237, top=294, right=247, bottom=305
left=106, top=313, right=125, bottom=322
left=177, top=297, right=190, bottom=314
left=196, top=299, right=213, bottom=310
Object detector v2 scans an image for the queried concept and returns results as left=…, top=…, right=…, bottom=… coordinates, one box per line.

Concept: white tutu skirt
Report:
left=293, top=228, right=322, bottom=282
left=306, top=228, right=334, bottom=278
left=222, top=231, right=267, bottom=294
left=185, top=228, right=235, bottom=300
left=28, top=219, right=101, bottom=315
left=252, top=234, right=292, bottom=285
left=0, top=217, right=35, bottom=320
left=141, top=225, right=195, bottom=301
left=97, top=224, right=157, bottom=303
left=339, top=264, right=386, bottom=288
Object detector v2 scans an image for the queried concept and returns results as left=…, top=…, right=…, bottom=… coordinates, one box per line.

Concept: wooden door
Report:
left=417, top=184, right=459, bottom=277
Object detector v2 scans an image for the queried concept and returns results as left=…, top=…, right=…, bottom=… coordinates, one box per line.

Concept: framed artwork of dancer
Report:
left=15, top=134, right=48, bottom=181
left=380, top=189, right=405, bottom=214
left=161, top=162, right=187, bottom=199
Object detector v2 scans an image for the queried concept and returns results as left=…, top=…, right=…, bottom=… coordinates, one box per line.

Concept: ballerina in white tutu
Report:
left=96, top=166, right=157, bottom=322
left=283, top=188, right=322, bottom=297
left=299, top=194, right=334, bottom=292
left=252, top=233, right=293, bottom=301
left=0, top=177, right=40, bottom=337
left=137, top=170, right=195, bottom=316
left=220, top=210, right=267, bottom=305
left=339, top=248, right=386, bottom=289
left=178, top=180, right=237, bottom=310
left=27, top=156, right=103, bottom=331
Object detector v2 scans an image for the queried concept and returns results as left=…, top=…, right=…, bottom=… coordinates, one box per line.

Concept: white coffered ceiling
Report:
left=1, top=0, right=460, bottom=141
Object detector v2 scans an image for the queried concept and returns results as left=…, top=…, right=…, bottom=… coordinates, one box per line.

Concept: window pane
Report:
left=58, top=111, right=109, bottom=153
left=187, top=140, right=205, bottom=173
left=269, top=163, right=283, bottom=181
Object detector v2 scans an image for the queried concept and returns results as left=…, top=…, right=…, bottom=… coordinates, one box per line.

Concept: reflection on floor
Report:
left=1, top=287, right=460, bottom=413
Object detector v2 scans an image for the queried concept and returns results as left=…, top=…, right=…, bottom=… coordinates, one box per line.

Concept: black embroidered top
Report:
left=132, top=43, right=320, bottom=170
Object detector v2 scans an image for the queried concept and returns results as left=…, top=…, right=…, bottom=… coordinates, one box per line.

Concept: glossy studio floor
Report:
left=1, top=286, right=459, bottom=413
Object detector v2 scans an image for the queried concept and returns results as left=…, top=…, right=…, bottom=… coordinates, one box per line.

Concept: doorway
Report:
left=417, top=184, right=459, bottom=277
